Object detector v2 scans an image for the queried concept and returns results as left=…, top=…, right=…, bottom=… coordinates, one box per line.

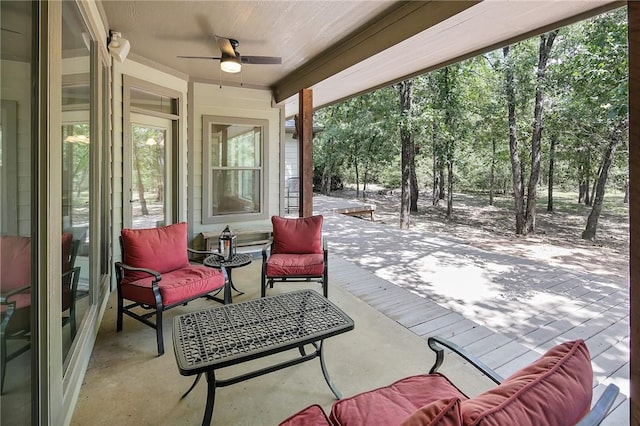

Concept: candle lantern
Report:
left=218, top=225, right=237, bottom=261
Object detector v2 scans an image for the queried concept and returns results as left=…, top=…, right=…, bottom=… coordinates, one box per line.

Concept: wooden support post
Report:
left=630, top=2, right=639, bottom=423
left=298, top=89, right=313, bottom=217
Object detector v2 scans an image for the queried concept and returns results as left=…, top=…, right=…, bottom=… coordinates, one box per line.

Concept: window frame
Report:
left=202, top=115, right=268, bottom=224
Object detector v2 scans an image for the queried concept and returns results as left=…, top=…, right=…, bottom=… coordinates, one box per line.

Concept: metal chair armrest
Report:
left=187, top=247, right=218, bottom=256
left=0, top=285, right=31, bottom=304
left=262, top=240, right=273, bottom=261
left=114, top=262, right=162, bottom=281
left=427, top=336, right=504, bottom=385
left=575, top=384, right=620, bottom=426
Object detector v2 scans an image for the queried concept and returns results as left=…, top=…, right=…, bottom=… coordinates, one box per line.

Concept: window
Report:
left=203, top=116, right=267, bottom=224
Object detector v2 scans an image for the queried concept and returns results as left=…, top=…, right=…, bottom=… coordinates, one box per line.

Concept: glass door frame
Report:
left=122, top=76, right=181, bottom=230
left=128, top=113, right=173, bottom=228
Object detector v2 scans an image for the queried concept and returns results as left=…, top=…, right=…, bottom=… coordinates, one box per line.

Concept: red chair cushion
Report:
left=121, top=222, right=189, bottom=283
left=279, top=404, right=331, bottom=426
left=460, top=339, right=592, bottom=426
left=329, top=373, right=466, bottom=426
left=265, top=253, right=325, bottom=277
left=401, top=397, right=463, bottom=426
left=120, top=264, right=225, bottom=306
left=1, top=235, right=32, bottom=292
left=272, top=215, right=323, bottom=254
left=0, top=291, right=31, bottom=312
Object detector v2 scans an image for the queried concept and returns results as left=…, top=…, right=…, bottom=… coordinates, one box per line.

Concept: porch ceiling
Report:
left=100, top=0, right=622, bottom=116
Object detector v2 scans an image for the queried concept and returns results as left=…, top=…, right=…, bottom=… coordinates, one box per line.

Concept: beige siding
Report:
left=2, top=60, right=32, bottom=235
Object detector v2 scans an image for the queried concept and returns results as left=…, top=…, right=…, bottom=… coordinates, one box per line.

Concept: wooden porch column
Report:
left=298, top=88, right=313, bottom=217
left=630, top=2, right=639, bottom=423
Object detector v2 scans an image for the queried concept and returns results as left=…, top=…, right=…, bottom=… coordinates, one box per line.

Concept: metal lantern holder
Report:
left=218, top=225, right=237, bottom=261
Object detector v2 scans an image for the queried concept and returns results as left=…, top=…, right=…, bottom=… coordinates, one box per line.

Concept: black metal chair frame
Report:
left=1, top=238, right=80, bottom=394
left=0, top=284, right=30, bottom=394
left=427, top=336, right=620, bottom=426
left=114, top=238, right=230, bottom=356
left=261, top=237, right=328, bottom=298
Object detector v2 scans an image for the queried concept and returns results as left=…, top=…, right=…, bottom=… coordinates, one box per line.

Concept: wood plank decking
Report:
left=315, top=195, right=629, bottom=423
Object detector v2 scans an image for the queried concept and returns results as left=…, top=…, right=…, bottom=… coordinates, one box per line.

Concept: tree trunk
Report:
left=439, top=167, right=445, bottom=200
left=446, top=158, right=453, bottom=217
left=584, top=154, right=591, bottom=205
left=410, top=147, right=419, bottom=212
left=504, top=45, right=525, bottom=234
left=354, top=160, right=360, bottom=198
left=397, top=80, right=413, bottom=230
left=432, top=131, right=440, bottom=206
left=624, top=179, right=629, bottom=203
left=524, top=30, right=558, bottom=234
left=547, top=134, right=557, bottom=212
left=134, top=148, right=149, bottom=216
left=582, top=125, right=624, bottom=240
left=489, top=138, right=496, bottom=206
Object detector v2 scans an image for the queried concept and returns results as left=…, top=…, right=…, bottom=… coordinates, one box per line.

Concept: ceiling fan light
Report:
left=220, top=57, right=241, bottom=73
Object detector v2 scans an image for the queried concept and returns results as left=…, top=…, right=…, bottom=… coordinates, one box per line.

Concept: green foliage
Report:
left=313, top=7, right=628, bottom=205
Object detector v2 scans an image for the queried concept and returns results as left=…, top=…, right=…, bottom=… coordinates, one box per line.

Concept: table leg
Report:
left=227, top=269, right=244, bottom=295
left=202, top=371, right=217, bottom=426
left=181, top=373, right=202, bottom=399
left=319, top=340, right=342, bottom=399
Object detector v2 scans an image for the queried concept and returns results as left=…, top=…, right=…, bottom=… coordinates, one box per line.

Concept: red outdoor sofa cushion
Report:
left=120, top=222, right=226, bottom=306
left=280, top=339, right=605, bottom=426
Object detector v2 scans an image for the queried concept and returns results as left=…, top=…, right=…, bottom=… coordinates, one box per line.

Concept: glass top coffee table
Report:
left=173, top=289, right=355, bottom=425
left=203, top=253, right=252, bottom=301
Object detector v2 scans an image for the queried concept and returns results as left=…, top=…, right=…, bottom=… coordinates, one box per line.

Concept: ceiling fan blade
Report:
left=177, top=55, right=221, bottom=60
left=240, top=56, right=282, bottom=65
left=215, top=36, right=236, bottom=58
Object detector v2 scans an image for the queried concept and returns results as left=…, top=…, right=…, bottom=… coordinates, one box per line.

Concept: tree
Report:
left=524, top=30, right=558, bottom=233
left=503, top=45, right=526, bottom=233
left=503, top=30, right=557, bottom=235
left=397, top=80, right=414, bottom=229
left=576, top=9, right=628, bottom=239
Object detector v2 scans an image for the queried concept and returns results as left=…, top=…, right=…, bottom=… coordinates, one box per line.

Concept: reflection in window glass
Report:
left=61, top=1, right=92, bottom=367
left=0, top=1, right=34, bottom=423
left=208, top=122, right=262, bottom=216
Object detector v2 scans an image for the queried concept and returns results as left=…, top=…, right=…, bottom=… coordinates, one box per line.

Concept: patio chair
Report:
left=261, top=215, right=328, bottom=298
left=1, top=233, right=79, bottom=394
left=0, top=235, right=32, bottom=394
left=115, top=222, right=229, bottom=356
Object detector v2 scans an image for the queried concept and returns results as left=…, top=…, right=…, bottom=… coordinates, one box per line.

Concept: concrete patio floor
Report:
left=314, top=194, right=630, bottom=425
left=71, top=262, right=492, bottom=425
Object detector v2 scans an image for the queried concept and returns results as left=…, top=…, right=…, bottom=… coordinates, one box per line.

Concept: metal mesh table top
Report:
left=173, top=290, right=354, bottom=374
left=203, top=253, right=252, bottom=269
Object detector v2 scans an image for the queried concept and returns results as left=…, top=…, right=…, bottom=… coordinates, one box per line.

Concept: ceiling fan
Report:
left=178, top=36, right=281, bottom=74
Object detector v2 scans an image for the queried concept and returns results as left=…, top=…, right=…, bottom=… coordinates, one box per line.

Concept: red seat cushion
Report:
left=329, top=373, right=466, bottom=426
left=0, top=291, right=31, bottom=312
left=266, top=253, right=324, bottom=277
left=279, top=404, right=331, bottom=426
left=272, top=215, right=323, bottom=254
left=1, top=235, right=32, bottom=293
left=460, top=339, right=593, bottom=426
left=120, top=264, right=225, bottom=306
left=401, top=397, right=463, bottom=426
left=121, top=222, right=189, bottom=283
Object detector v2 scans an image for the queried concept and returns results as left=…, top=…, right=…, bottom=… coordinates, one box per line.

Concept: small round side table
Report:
left=203, top=253, right=252, bottom=296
